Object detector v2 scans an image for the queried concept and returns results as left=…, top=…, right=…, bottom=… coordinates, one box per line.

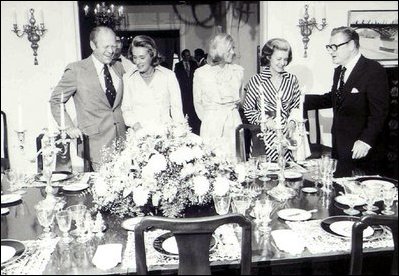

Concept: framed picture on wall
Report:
left=348, top=10, right=398, bottom=66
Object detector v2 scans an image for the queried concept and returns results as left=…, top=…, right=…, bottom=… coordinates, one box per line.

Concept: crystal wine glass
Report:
left=213, top=194, right=231, bottom=215
left=4, top=169, right=26, bottom=195
left=66, top=204, right=87, bottom=237
left=56, top=209, right=73, bottom=243
left=342, top=180, right=361, bottom=215
left=360, top=183, right=380, bottom=215
left=381, top=186, right=397, bottom=215
left=232, top=195, right=250, bottom=216
left=36, top=204, right=56, bottom=239
left=258, top=155, right=270, bottom=182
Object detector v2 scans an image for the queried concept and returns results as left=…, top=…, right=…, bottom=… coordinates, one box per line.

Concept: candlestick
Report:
left=276, top=91, right=282, bottom=129
left=299, top=86, right=305, bottom=119
left=60, top=92, right=65, bottom=130
left=260, top=84, right=266, bottom=124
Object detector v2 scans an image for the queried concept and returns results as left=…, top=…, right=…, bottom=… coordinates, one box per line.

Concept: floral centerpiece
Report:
left=92, top=120, right=250, bottom=218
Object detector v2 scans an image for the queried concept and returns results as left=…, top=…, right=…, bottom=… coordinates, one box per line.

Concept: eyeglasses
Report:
left=325, top=40, right=352, bottom=52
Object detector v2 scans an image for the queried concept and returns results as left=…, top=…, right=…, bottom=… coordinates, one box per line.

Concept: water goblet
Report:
left=66, top=204, right=87, bottom=237
left=213, top=194, right=231, bottom=215
left=359, top=183, right=380, bottom=215
left=232, top=195, right=250, bottom=216
left=381, top=186, right=397, bottom=215
left=253, top=198, right=274, bottom=233
left=341, top=180, right=361, bottom=215
left=56, top=209, right=73, bottom=243
left=35, top=204, right=56, bottom=239
left=247, top=156, right=259, bottom=180
left=4, top=169, right=26, bottom=195
left=258, top=155, right=270, bottom=182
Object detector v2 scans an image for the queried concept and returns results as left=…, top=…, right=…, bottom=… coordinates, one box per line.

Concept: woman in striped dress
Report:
left=243, top=38, right=301, bottom=162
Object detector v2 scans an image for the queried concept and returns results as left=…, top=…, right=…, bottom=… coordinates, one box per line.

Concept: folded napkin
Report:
left=271, top=229, right=305, bottom=255
left=92, top=243, right=122, bottom=270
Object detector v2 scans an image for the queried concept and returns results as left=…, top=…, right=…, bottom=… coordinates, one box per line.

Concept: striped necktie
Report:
left=336, top=66, right=346, bottom=107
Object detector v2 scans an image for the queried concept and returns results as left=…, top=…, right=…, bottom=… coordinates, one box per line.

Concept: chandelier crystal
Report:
left=84, top=2, right=126, bottom=30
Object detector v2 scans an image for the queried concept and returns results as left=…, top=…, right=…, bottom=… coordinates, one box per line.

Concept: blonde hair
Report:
left=207, top=33, right=235, bottom=65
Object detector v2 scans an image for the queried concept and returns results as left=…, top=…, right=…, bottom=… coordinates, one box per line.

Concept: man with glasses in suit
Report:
left=305, top=26, right=389, bottom=177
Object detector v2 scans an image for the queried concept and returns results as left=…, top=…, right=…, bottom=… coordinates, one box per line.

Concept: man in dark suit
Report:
left=174, top=49, right=200, bottom=134
left=50, top=26, right=126, bottom=171
left=305, top=26, right=389, bottom=177
left=194, top=48, right=207, bottom=67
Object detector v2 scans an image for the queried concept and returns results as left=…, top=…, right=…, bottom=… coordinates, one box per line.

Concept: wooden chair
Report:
left=304, top=109, right=332, bottom=158
left=1, top=111, right=10, bottom=172
left=350, top=214, right=398, bottom=275
left=36, top=133, right=92, bottom=173
left=134, top=213, right=252, bottom=275
left=236, top=123, right=262, bottom=162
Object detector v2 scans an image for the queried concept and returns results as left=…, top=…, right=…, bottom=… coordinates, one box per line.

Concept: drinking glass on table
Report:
left=66, top=204, right=87, bottom=237
left=381, top=186, right=397, bottom=215
left=258, top=155, right=270, bottom=182
left=36, top=204, right=56, bottom=239
left=341, top=180, right=361, bottom=215
left=4, top=169, right=26, bottom=195
left=232, top=195, right=250, bottom=216
left=56, top=209, right=73, bottom=243
left=359, top=183, right=380, bottom=215
left=253, top=198, right=274, bottom=233
left=213, top=194, right=231, bottom=215
left=247, top=156, right=259, bottom=180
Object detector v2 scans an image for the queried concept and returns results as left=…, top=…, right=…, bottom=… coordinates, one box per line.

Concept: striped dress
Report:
left=243, top=67, right=301, bottom=161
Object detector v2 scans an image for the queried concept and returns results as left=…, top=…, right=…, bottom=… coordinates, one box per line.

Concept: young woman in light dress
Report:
left=193, top=33, right=244, bottom=161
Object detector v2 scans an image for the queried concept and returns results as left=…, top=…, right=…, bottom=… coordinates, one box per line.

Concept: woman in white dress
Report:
left=193, top=33, right=244, bottom=160
left=122, top=35, right=185, bottom=133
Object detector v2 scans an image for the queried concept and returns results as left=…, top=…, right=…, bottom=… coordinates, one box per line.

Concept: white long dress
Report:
left=193, top=63, right=244, bottom=160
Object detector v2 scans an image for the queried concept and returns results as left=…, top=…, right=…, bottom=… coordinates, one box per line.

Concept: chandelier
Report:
left=83, top=2, right=126, bottom=30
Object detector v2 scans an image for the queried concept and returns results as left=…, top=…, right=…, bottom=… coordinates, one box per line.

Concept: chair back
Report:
left=134, top=213, right=252, bottom=275
left=350, top=214, right=398, bottom=275
left=304, top=109, right=331, bottom=158
left=36, top=133, right=92, bottom=173
left=236, top=123, right=261, bottom=162
left=1, top=111, right=10, bottom=172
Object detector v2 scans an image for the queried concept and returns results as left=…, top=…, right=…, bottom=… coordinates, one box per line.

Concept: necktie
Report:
left=103, top=64, right=116, bottom=107
left=336, top=66, right=346, bottom=107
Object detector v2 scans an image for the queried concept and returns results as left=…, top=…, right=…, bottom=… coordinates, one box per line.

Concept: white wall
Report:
left=1, top=1, right=81, bottom=173
left=260, top=1, right=397, bottom=146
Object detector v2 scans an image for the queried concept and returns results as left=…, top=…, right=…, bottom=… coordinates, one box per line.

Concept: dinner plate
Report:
left=153, top=232, right=217, bottom=256
left=277, top=208, right=312, bottom=221
left=320, top=216, right=383, bottom=240
left=301, top=187, right=318, bottom=193
left=1, top=246, right=16, bottom=264
left=329, top=221, right=374, bottom=238
left=62, top=183, right=89, bottom=192
left=334, top=195, right=366, bottom=206
left=356, top=176, right=397, bottom=189
left=284, top=171, right=303, bottom=180
left=35, top=171, right=74, bottom=183
left=0, top=239, right=26, bottom=265
left=1, top=194, right=22, bottom=205
left=1, top=208, right=10, bottom=215
left=121, top=217, right=144, bottom=231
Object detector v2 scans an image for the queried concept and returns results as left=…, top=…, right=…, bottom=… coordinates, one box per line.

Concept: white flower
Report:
left=193, top=175, right=210, bottom=196
left=132, top=186, right=149, bottom=206
left=191, top=146, right=204, bottom=159
left=213, top=176, right=231, bottom=196
left=235, top=163, right=247, bottom=183
left=152, top=192, right=161, bottom=207
left=187, top=133, right=203, bottom=145
left=147, top=153, right=167, bottom=173
left=180, top=163, right=195, bottom=178
left=93, top=177, right=108, bottom=197
left=170, top=146, right=193, bottom=164
left=141, top=164, right=154, bottom=179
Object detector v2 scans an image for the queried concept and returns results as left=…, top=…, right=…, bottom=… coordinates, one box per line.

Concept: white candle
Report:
left=12, top=9, right=17, bottom=25
left=276, top=91, right=282, bottom=129
left=39, top=9, right=44, bottom=24
left=259, top=84, right=265, bottom=124
left=299, top=86, right=306, bottom=119
left=321, top=2, right=326, bottom=19
left=60, top=92, right=65, bottom=129
left=17, top=103, right=23, bottom=131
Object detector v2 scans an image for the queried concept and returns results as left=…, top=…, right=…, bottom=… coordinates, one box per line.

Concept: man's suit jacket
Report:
left=305, top=55, right=389, bottom=175
left=50, top=56, right=127, bottom=165
left=174, top=60, right=200, bottom=134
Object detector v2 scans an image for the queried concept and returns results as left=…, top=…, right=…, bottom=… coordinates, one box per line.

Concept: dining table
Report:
left=1, top=163, right=397, bottom=275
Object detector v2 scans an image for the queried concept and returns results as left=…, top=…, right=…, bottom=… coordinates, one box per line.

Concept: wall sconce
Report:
left=298, top=4, right=327, bottom=58
left=83, top=2, right=126, bottom=30
left=12, top=8, right=47, bottom=65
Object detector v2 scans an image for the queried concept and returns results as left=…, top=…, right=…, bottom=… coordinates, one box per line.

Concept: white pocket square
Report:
left=351, top=88, right=360, bottom=93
